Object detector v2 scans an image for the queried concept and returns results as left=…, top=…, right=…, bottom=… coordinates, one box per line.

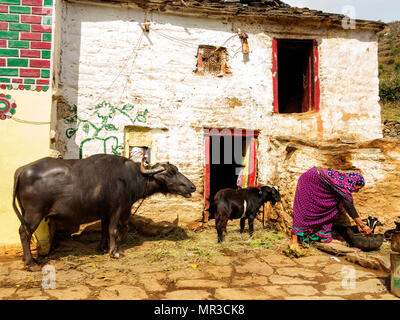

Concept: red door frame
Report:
left=203, top=129, right=259, bottom=214
left=272, top=38, right=320, bottom=113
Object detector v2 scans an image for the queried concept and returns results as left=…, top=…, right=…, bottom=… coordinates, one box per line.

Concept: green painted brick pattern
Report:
left=42, top=16, right=51, bottom=25
left=9, top=23, right=30, bottom=31
left=0, top=1, right=53, bottom=90
left=41, top=69, right=49, bottom=78
left=8, top=40, right=29, bottom=48
left=0, top=30, right=19, bottom=39
left=42, top=33, right=51, bottom=41
left=41, top=49, right=50, bottom=58
left=9, top=6, right=30, bottom=13
left=0, top=48, right=18, bottom=56
left=0, top=67, right=18, bottom=75
left=7, top=57, right=27, bottom=66
left=0, top=13, right=19, bottom=22
left=0, top=0, right=21, bottom=5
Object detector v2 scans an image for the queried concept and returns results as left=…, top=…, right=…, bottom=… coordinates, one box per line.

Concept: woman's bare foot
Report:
left=289, top=234, right=300, bottom=250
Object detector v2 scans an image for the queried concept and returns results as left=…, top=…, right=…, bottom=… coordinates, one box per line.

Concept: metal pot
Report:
left=392, top=231, right=400, bottom=253
left=351, top=233, right=384, bottom=251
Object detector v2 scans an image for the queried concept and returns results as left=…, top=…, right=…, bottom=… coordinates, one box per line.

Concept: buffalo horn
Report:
left=140, top=159, right=165, bottom=175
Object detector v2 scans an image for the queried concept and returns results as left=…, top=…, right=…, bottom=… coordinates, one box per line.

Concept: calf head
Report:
left=260, top=185, right=281, bottom=205
left=142, top=161, right=196, bottom=198
left=363, top=216, right=383, bottom=233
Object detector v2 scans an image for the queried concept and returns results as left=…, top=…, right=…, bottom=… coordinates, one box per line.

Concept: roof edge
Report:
left=64, top=0, right=386, bottom=32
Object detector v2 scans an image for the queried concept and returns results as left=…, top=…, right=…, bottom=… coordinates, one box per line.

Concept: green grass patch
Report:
left=381, top=102, right=400, bottom=122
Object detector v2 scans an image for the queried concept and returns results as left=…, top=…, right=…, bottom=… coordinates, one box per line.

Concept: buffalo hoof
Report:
left=25, top=261, right=41, bottom=272
left=110, top=252, right=125, bottom=259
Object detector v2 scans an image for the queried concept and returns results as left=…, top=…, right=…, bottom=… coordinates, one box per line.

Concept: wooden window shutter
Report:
left=313, top=40, right=320, bottom=112
left=272, top=38, right=279, bottom=113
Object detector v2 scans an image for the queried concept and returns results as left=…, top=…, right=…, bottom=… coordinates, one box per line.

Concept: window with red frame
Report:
left=272, top=39, right=320, bottom=114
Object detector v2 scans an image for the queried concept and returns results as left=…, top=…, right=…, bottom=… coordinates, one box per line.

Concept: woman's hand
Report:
left=358, top=224, right=372, bottom=235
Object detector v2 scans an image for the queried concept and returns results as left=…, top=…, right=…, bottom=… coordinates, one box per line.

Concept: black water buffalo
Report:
left=13, top=154, right=196, bottom=269
left=209, top=186, right=281, bottom=242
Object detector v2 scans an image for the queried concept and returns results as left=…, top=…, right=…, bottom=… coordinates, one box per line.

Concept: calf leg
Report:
left=248, top=215, right=255, bottom=238
left=215, top=213, right=229, bottom=243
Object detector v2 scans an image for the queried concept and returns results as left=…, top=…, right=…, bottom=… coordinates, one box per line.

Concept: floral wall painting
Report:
left=63, top=101, right=149, bottom=159
left=0, top=93, right=17, bottom=120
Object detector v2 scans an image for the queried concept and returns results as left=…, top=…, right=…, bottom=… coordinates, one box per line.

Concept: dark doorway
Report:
left=276, top=39, right=315, bottom=113
left=209, top=134, right=248, bottom=203
left=203, top=129, right=259, bottom=222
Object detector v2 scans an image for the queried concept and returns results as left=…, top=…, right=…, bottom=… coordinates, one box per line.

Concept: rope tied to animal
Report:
left=131, top=177, right=149, bottom=216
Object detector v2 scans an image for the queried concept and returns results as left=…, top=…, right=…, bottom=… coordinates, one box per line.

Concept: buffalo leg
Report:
left=117, top=216, right=130, bottom=244
left=18, top=212, right=43, bottom=270
left=97, top=218, right=109, bottom=253
left=240, top=217, right=246, bottom=233
left=108, top=211, right=125, bottom=259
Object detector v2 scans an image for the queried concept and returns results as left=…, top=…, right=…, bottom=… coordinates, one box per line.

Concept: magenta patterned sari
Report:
left=292, top=167, right=365, bottom=243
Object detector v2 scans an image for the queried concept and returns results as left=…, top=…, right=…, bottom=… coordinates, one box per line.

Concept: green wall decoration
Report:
left=63, top=101, right=148, bottom=159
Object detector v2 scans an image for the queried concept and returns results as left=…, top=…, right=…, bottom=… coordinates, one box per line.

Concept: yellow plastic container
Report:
left=32, top=219, right=53, bottom=256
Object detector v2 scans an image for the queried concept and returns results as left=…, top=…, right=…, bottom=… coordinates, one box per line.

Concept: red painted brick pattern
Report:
left=20, top=32, right=42, bottom=41
left=31, top=24, right=52, bottom=33
left=20, top=49, right=41, bottom=57
left=30, top=41, right=51, bottom=49
left=29, top=59, right=50, bottom=68
left=0, top=1, right=52, bottom=90
left=19, top=68, right=41, bottom=77
left=36, top=79, right=49, bottom=85
left=31, top=7, right=52, bottom=15
left=21, top=15, right=42, bottom=24
left=22, top=0, right=43, bottom=6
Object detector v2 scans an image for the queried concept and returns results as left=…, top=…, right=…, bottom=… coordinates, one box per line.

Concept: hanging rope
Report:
left=10, top=117, right=50, bottom=125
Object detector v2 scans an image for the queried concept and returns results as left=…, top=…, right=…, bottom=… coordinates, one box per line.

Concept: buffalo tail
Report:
left=12, top=167, right=31, bottom=236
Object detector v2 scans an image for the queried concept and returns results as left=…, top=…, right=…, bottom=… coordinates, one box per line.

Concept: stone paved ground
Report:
left=0, top=222, right=399, bottom=300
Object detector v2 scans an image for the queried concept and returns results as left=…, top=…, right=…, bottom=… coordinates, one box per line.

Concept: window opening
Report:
left=273, top=39, right=319, bottom=113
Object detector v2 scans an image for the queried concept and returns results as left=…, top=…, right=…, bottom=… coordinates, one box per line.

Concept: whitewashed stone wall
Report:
left=54, top=1, right=383, bottom=224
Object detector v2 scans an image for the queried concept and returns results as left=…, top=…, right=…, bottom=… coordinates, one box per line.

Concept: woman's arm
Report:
left=342, top=197, right=359, bottom=219
left=342, top=198, right=372, bottom=235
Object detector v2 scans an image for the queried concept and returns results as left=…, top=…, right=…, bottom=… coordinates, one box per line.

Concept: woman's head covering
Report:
left=318, top=168, right=365, bottom=201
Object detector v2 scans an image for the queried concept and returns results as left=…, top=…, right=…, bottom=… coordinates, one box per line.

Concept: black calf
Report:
left=209, top=186, right=281, bottom=243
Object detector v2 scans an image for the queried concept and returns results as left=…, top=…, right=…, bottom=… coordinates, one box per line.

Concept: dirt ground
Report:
left=0, top=218, right=399, bottom=300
